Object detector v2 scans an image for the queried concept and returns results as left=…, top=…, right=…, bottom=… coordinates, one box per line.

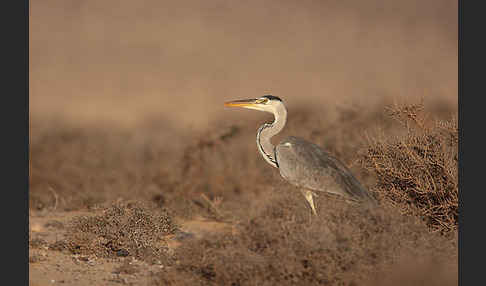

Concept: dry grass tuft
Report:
left=65, top=201, right=178, bottom=263
left=361, top=102, right=458, bottom=234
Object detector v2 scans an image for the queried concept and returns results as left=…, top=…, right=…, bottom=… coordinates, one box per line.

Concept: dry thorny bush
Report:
left=64, top=201, right=178, bottom=263
left=361, top=101, right=458, bottom=234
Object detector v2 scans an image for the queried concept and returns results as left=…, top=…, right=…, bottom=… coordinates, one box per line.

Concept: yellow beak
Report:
left=224, top=98, right=260, bottom=108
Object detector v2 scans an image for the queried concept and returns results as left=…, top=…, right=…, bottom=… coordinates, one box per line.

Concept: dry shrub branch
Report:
left=361, top=102, right=458, bottom=234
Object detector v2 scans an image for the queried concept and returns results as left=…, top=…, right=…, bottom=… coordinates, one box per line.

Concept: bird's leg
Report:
left=301, top=189, right=318, bottom=216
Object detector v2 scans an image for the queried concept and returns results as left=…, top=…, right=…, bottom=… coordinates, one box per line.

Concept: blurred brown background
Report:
left=30, top=0, right=457, bottom=129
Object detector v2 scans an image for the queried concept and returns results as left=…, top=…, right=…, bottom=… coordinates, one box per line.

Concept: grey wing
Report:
left=275, top=136, right=375, bottom=202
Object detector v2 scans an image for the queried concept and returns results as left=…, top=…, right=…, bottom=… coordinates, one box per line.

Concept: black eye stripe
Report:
left=262, top=95, right=282, bottom=101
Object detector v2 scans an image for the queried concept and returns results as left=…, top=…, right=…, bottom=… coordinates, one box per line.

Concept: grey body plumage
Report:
left=276, top=136, right=375, bottom=203
left=225, top=95, right=376, bottom=215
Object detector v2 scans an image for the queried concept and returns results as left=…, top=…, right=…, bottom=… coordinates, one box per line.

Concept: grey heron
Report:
left=224, top=95, right=376, bottom=215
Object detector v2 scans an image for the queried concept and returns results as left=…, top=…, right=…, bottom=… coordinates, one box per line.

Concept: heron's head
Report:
left=224, top=95, right=283, bottom=114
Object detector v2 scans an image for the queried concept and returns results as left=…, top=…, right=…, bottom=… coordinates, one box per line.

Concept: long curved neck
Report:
left=256, top=102, right=287, bottom=168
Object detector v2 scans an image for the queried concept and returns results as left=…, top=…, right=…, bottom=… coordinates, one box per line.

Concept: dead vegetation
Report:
left=29, top=119, right=184, bottom=212
left=361, top=101, right=458, bottom=234
left=63, top=202, right=178, bottom=263
left=153, top=191, right=456, bottom=286
left=29, top=100, right=458, bottom=285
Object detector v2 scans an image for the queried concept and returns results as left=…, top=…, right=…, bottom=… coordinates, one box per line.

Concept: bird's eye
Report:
left=257, top=98, right=269, bottom=104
